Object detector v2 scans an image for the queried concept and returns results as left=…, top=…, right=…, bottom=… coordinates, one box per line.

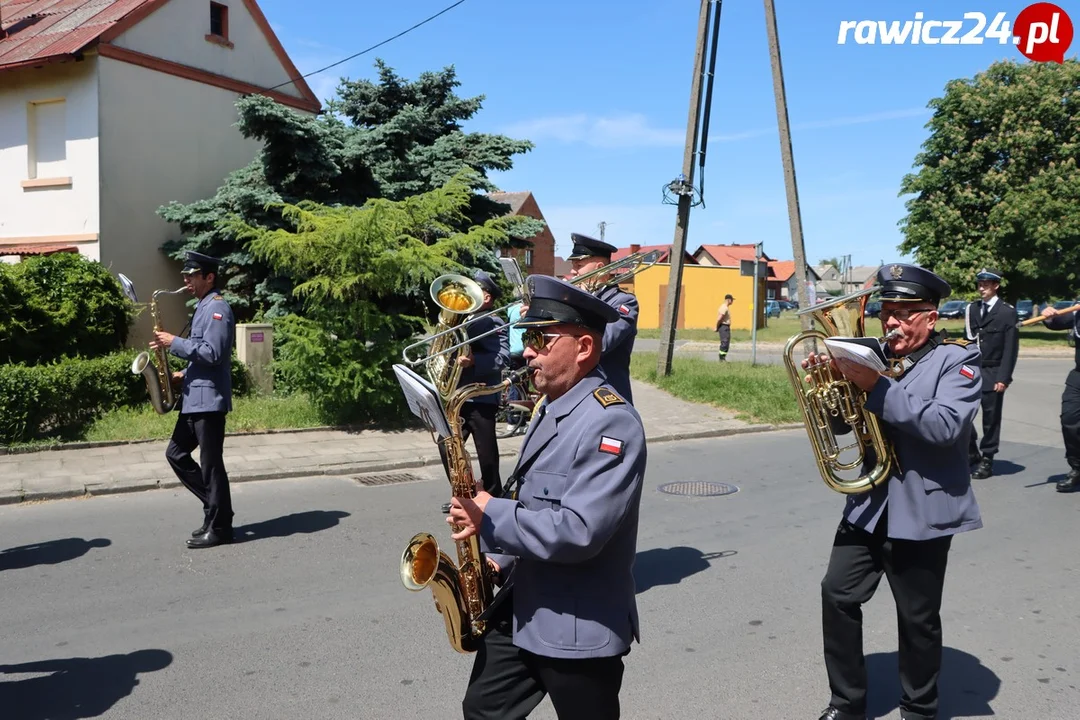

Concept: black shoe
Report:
left=191, top=522, right=209, bottom=538
left=1056, top=470, right=1080, bottom=493
left=186, top=529, right=233, bottom=548
left=819, top=707, right=865, bottom=720
left=971, top=458, right=993, bottom=479
left=969, top=453, right=983, bottom=467
left=441, top=502, right=452, bottom=514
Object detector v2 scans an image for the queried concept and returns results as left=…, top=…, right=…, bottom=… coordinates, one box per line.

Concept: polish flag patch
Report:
left=618, top=304, right=630, bottom=315
left=959, top=365, right=975, bottom=379
left=212, top=312, right=223, bottom=321
left=599, top=436, right=624, bottom=456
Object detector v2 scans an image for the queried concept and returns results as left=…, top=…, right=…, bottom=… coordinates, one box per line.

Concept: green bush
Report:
left=0, top=253, right=135, bottom=365
left=0, top=351, right=252, bottom=445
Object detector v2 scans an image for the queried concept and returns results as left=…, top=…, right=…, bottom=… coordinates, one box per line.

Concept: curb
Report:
left=1, top=422, right=803, bottom=506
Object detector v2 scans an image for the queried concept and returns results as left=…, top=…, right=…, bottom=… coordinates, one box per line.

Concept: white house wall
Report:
left=0, top=59, right=100, bottom=259
left=109, top=0, right=305, bottom=102
left=97, top=55, right=263, bottom=338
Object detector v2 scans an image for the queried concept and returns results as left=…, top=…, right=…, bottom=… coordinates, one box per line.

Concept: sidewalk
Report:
left=0, top=383, right=798, bottom=505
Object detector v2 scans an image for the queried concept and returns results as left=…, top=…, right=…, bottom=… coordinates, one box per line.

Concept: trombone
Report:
left=570, top=249, right=662, bottom=293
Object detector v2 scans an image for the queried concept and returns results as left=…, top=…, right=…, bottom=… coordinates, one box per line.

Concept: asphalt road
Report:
left=3, top=389, right=1079, bottom=719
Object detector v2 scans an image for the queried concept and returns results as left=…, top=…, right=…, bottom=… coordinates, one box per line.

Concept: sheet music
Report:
left=393, top=364, right=452, bottom=438
left=824, top=336, right=889, bottom=373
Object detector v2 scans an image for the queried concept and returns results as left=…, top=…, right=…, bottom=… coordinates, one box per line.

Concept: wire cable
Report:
left=267, top=0, right=468, bottom=93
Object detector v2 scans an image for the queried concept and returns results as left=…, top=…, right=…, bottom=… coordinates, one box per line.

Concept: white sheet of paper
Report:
left=824, top=336, right=889, bottom=373
left=393, top=364, right=452, bottom=438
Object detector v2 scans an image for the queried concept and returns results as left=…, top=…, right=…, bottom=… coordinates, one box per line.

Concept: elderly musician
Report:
left=567, top=233, right=639, bottom=404
left=448, top=275, right=647, bottom=720
left=805, top=264, right=983, bottom=720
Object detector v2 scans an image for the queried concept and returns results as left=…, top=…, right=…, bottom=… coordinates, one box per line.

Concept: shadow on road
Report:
left=235, top=510, right=350, bottom=543
left=988, top=459, right=1025, bottom=477
left=0, top=538, right=112, bottom=573
left=865, top=647, right=1000, bottom=719
left=0, top=649, right=172, bottom=719
left=633, top=546, right=736, bottom=594
left=1024, top=473, right=1067, bottom=489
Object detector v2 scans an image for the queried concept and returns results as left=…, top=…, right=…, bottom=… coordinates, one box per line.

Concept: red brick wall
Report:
left=503, top=194, right=555, bottom=277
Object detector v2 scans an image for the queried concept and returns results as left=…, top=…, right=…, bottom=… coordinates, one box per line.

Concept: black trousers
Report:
left=440, top=402, right=501, bottom=495
left=968, top=374, right=1004, bottom=460
left=821, top=518, right=952, bottom=720
left=462, top=605, right=625, bottom=720
left=166, top=412, right=233, bottom=531
left=1062, top=371, right=1080, bottom=470
left=717, top=325, right=731, bottom=357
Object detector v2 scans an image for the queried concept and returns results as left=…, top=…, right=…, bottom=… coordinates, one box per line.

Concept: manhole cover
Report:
left=658, top=481, right=739, bottom=497
left=354, top=472, right=426, bottom=487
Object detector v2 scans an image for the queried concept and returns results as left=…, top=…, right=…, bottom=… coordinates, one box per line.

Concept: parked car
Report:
left=864, top=300, right=881, bottom=318
left=937, top=299, right=967, bottom=319
left=778, top=300, right=799, bottom=311
left=1016, top=299, right=1034, bottom=323
left=765, top=300, right=782, bottom=318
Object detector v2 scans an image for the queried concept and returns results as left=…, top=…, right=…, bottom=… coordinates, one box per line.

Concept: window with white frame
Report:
left=524, top=249, right=534, bottom=267
left=28, top=100, right=67, bottom=179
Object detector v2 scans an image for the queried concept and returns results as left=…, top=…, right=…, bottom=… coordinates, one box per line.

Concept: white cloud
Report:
left=505, top=107, right=931, bottom=148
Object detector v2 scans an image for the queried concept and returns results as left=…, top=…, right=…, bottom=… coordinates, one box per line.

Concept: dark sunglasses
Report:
left=523, top=328, right=577, bottom=351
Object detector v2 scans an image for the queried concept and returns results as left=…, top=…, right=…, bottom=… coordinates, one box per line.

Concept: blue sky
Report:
left=261, top=0, right=1078, bottom=267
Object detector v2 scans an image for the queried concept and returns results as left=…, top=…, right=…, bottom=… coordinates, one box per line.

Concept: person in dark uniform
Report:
left=150, top=252, right=236, bottom=549
left=804, top=264, right=983, bottom=720
left=1039, top=301, right=1080, bottom=492
left=438, top=270, right=510, bottom=511
left=447, top=275, right=646, bottom=720
left=567, top=233, right=639, bottom=404
left=964, top=267, right=1018, bottom=479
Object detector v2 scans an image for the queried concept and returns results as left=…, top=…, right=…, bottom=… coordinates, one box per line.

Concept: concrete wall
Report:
left=0, top=59, right=100, bottom=258
left=110, top=0, right=304, bottom=102
left=627, top=264, right=766, bottom=331
left=97, top=55, right=264, bottom=340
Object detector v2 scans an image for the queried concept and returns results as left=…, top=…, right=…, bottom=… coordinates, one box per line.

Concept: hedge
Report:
left=0, top=352, right=251, bottom=445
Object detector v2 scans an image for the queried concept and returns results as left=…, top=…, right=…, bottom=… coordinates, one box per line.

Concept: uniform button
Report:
left=543, top=488, right=549, bottom=495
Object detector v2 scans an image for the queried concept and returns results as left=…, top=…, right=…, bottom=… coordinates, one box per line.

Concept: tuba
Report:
left=782, top=287, right=902, bottom=494
left=131, top=287, right=188, bottom=414
left=399, top=372, right=518, bottom=653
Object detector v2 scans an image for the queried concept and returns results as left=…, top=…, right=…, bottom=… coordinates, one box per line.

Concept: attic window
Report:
left=206, top=2, right=233, bottom=48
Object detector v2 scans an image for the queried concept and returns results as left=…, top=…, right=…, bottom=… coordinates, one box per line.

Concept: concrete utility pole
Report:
left=657, top=0, right=712, bottom=376
left=763, top=0, right=811, bottom=331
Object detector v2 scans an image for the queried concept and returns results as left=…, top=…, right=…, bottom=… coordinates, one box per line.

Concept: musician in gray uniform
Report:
left=806, top=264, right=983, bottom=720
left=963, top=268, right=1018, bottom=479
left=1040, top=301, right=1080, bottom=492
left=151, top=252, right=236, bottom=549
left=568, top=233, right=639, bottom=404
left=448, top=275, right=647, bottom=720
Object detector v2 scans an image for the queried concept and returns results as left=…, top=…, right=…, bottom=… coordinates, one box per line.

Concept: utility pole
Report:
left=657, top=0, right=712, bottom=376
left=763, top=0, right=811, bottom=331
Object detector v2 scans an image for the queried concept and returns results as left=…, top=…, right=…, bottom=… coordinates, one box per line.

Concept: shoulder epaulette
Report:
left=593, top=387, right=625, bottom=408
left=212, top=295, right=225, bottom=301
left=942, top=337, right=973, bottom=347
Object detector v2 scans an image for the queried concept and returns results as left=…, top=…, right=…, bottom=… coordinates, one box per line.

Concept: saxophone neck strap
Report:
left=895, top=331, right=943, bottom=377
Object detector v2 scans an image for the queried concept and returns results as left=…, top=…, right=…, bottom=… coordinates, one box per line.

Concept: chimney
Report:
left=630, top=244, right=640, bottom=253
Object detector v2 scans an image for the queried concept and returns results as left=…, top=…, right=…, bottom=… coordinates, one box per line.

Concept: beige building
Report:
left=0, top=0, right=319, bottom=333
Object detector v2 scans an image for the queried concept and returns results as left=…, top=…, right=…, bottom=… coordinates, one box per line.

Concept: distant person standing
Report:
left=964, top=268, right=1018, bottom=479
left=715, top=294, right=734, bottom=361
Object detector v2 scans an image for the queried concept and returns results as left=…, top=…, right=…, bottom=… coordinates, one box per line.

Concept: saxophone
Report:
left=131, top=287, right=187, bottom=414
left=399, top=373, right=518, bottom=654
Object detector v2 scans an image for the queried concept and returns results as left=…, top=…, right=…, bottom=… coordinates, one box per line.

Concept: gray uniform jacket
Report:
left=596, top=285, right=639, bottom=404
left=481, top=369, right=646, bottom=659
left=169, top=290, right=235, bottom=414
left=842, top=335, right=983, bottom=541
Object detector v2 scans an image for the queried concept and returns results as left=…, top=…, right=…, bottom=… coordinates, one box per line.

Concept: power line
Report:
left=267, top=0, right=468, bottom=93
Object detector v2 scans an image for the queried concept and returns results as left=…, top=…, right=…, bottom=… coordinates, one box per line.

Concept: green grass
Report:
left=631, top=351, right=801, bottom=425
left=639, top=315, right=1072, bottom=349
left=82, top=393, right=325, bottom=443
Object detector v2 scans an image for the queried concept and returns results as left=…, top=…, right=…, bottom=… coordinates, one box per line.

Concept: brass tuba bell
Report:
left=782, top=287, right=902, bottom=494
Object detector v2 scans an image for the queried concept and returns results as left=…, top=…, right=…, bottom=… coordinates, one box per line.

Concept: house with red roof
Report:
left=487, top=191, right=556, bottom=278
left=0, top=0, right=319, bottom=328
